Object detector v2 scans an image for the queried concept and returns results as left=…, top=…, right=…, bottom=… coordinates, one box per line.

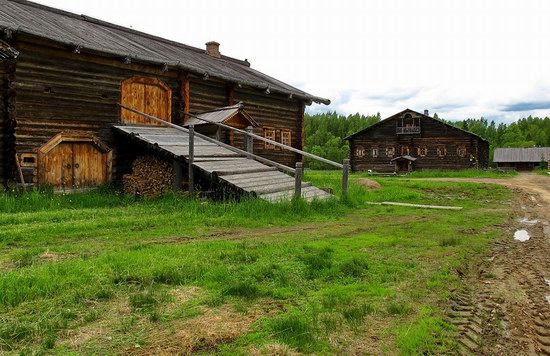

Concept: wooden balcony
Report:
left=396, top=126, right=421, bottom=134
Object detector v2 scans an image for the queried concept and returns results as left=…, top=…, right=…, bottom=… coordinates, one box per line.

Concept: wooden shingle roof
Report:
left=0, top=0, right=330, bottom=105
left=493, top=147, right=550, bottom=163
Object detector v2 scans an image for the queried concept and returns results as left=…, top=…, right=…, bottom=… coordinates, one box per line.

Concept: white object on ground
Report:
left=518, top=217, right=539, bottom=225
left=514, top=230, right=530, bottom=242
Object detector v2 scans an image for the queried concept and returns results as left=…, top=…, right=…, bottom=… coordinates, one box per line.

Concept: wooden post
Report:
left=294, top=162, right=303, bottom=200
left=188, top=124, right=195, bottom=195
left=14, top=153, right=27, bottom=192
left=342, top=159, right=350, bottom=197
left=172, top=159, right=183, bottom=192
left=246, top=126, right=254, bottom=153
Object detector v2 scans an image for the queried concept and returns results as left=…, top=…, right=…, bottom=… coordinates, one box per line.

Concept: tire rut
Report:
left=445, top=174, right=550, bottom=355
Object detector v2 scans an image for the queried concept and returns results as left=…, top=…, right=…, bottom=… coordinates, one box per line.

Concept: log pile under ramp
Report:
left=113, top=125, right=332, bottom=202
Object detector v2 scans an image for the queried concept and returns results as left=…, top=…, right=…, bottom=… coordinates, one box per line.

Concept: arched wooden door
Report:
left=120, top=76, right=172, bottom=125
left=38, top=133, right=112, bottom=190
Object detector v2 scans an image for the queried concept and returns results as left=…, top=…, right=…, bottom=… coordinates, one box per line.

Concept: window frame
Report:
left=386, top=146, right=395, bottom=158
left=436, top=145, right=447, bottom=157
left=263, top=128, right=276, bottom=150
left=457, top=145, right=467, bottom=157
left=417, top=146, right=428, bottom=157
left=354, top=145, right=366, bottom=158
left=281, top=129, right=292, bottom=147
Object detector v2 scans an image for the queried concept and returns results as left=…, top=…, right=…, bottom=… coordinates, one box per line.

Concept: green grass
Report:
left=0, top=173, right=513, bottom=354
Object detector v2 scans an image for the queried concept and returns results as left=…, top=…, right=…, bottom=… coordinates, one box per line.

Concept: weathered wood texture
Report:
left=114, top=125, right=331, bottom=202
left=349, top=110, right=489, bottom=172
left=3, top=34, right=310, bottom=186
left=120, top=76, right=172, bottom=125
left=234, top=87, right=303, bottom=168
left=0, top=57, right=16, bottom=184
left=7, top=36, right=181, bottom=183
left=0, top=60, right=7, bottom=182
left=37, top=133, right=112, bottom=189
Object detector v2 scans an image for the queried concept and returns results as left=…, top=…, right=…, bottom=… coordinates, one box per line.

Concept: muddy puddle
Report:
left=513, top=229, right=530, bottom=242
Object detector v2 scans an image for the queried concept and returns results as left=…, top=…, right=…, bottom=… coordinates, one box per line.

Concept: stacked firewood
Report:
left=123, top=155, right=173, bottom=197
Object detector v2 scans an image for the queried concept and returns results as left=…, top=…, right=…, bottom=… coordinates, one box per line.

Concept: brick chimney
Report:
left=205, top=41, right=221, bottom=58
left=424, top=109, right=429, bottom=116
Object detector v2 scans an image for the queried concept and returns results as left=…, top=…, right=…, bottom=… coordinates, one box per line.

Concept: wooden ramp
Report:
left=113, top=125, right=332, bottom=202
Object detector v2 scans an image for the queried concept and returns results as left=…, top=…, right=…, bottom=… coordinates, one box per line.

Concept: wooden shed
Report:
left=345, top=109, right=489, bottom=173
left=493, top=147, right=550, bottom=171
left=0, top=0, right=329, bottom=190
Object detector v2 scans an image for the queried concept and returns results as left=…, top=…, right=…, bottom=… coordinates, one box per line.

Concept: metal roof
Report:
left=493, top=147, right=550, bottom=163
left=0, top=0, right=330, bottom=105
left=184, top=103, right=258, bottom=127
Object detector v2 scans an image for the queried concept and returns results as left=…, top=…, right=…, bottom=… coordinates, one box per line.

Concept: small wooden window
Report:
left=457, top=145, right=467, bottom=157
left=417, top=146, right=428, bottom=157
left=401, top=145, right=410, bottom=155
left=372, top=148, right=379, bottom=158
left=281, top=130, right=292, bottom=147
left=354, top=146, right=365, bottom=158
left=264, top=128, right=276, bottom=150
left=19, top=153, right=38, bottom=167
left=436, top=145, right=447, bottom=157
left=386, top=146, right=395, bottom=157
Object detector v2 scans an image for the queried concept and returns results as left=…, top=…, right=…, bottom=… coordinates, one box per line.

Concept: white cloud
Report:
left=32, top=0, right=550, bottom=123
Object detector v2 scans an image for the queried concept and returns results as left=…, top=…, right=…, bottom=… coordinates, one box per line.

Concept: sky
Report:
left=32, top=0, right=550, bottom=123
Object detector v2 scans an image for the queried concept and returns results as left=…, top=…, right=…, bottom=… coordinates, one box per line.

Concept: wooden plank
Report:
left=194, top=159, right=267, bottom=170
left=260, top=186, right=331, bottom=202
left=220, top=171, right=288, bottom=185
left=237, top=176, right=295, bottom=189
left=366, top=202, right=463, bottom=210
left=247, top=181, right=311, bottom=195
left=213, top=166, right=278, bottom=176
left=220, top=170, right=289, bottom=181
left=161, top=146, right=240, bottom=157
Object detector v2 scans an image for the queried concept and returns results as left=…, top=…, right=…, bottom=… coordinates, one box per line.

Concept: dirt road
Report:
left=418, top=174, right=550, bottom=355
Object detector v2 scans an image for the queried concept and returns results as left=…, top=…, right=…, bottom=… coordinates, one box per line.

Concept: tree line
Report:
left=450, top=116, right=550, bottom=159
left=304, top=111, right=550, bottom=168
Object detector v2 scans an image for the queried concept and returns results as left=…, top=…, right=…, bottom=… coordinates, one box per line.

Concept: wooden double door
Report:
left=120, top=76, right=172, bottom=125
left=38, top=134, right=112, bottom=190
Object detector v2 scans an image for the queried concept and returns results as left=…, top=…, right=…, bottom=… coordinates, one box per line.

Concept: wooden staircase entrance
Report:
left=115, top=104, right=349, bottom=203
left=114, top=125, right=331, bottom=202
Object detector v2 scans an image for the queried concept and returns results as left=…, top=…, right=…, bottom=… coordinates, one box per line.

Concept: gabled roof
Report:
left=0, top=0, right=330, bottom=105
left=390, top=155, right=417, bottom=162
left=493, top=147, right=550, bottom=163
left=184, top=103, right=258, bottom=127
left=344, top=108, right=489, bottom=142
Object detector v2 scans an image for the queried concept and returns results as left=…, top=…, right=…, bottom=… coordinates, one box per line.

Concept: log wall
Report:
left=350, top=111, right=489, bottom=172
left=8, top=36, right=181, bottom=182
left=234, top=88, right=303, bottom=168
left=4, top=35, right=308, bottom=184
left=0, top=58, right=16, bottom=184
left=0, top=60, right=6, bottom=182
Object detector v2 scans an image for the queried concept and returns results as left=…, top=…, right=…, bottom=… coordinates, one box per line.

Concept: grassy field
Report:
left=0, top=172, right=513, bottom=354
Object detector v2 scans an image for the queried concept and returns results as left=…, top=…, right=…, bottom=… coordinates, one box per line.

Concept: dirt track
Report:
left=419, top=174, right=550, bottom=355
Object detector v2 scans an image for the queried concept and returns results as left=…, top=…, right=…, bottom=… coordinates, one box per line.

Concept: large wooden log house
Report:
left=0, top=0, right=329, bottom=190
left=346, top=109, right=489, bottom=173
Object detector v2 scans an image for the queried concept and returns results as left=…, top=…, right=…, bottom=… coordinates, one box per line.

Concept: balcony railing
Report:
left=396, top=126, right=421, bottom=134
